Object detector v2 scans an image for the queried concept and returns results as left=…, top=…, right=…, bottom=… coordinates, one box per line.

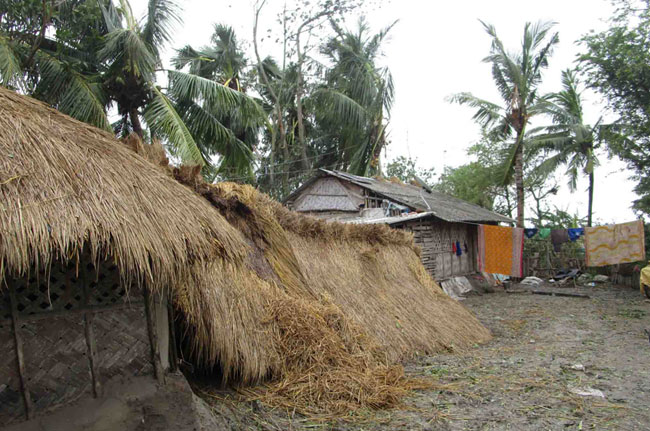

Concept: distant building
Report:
left=284, top=169, right=514, bottom=280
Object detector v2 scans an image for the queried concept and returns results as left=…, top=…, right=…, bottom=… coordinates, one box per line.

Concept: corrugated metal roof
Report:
left=320, top=169, right=514, bottom=224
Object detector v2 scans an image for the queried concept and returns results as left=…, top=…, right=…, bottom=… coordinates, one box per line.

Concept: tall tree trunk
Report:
left=296, top=97, right=309, bottom=170
left=295, top=34, right=309, bottom=171
left=370, top=122, right=385, bottom=176
left=587, top=171, right=594, bottom=227
left=294, top=13, right=327, bottom=171
left=514, top=139, right=525, bottom=227
left=25, top=0, right=50, bottom=69
left=276, top=106, right=289, bottom=194
left=504, top=186, right=513, bottom=220
left=130, top=109, right=143, bottom=138
left=269, top=121, right=277, bottom=188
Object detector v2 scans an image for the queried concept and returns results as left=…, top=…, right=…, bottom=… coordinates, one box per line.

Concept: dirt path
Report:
left=205, top=284, right=650, bottom=430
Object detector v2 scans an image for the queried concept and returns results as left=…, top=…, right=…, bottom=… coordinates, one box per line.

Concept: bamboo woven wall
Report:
left=0, top=256, right=152, bottom=426
left=0, top=307, right=23, bottom=424
left=396, top=219, right=477, bottom=280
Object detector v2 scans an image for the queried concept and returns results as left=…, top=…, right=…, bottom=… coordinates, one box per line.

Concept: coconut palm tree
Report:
left=0, top=0, right=111, bottom=130
left=530, top=69, right=608, bottom=227
left=0, top=0, right=263, bottom=169
left=317, top=19, right=396, bottom=176
left=100, top=0, right=262, bottom=165
left=449, top=21, right=559, bottom=227
left=171, top=24, right=266, bottom=178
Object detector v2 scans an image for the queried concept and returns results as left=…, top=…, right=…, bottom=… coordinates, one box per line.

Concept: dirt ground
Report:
left=204, top=283, right=650, bottom=430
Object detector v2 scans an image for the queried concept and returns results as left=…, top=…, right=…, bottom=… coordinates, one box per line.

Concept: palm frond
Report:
left=98, top=0, right=123, bottom=32
left=533, top=152, right=570, bottom=179
left=167, top=70, right=266, bottom=120
left=35, top=50, right=111, bottom=131
left=312, top=88, right=368, bottom=129
left=448, top=92, right=503, bottom=127
left=141, top=0, right=182, bottom=49
left=0, top=36, right=25, bottom=89
left=145, top=86, right=204, bottom=164
left=100, top=28, right=158, bottom=80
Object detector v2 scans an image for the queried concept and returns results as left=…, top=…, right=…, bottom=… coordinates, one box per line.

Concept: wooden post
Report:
left=81, top=264, right=101, bottom=398
left=167, top=290, right=178, bottom=373
left=8, top=288, right=33, bottom=420
left=143, top=287, right=164, bottom=383
left=83, top=313, right=101, bottom=398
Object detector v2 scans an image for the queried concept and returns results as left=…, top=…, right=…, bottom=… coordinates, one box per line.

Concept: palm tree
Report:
left=450, top=21, right=559, bottom=227
left=317, top=19, right=396, bottom=176
left=171, top=24, right=266, bottom=178
left=530, top=69, right=606, bottom=227
left=1, top=0, right=263, bottom=169
left=0, top=1, right=111, bottom=130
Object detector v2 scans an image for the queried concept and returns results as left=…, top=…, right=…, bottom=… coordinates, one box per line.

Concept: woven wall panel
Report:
left=94, top=307, right=152, bottom=380
left=85, top=259, right=141, bottom=306
left=0, top=254, right=150, bottom=426
left=0, top=325, right=24, bottom=426
left=22, top=315, right=92, bottom=419
left=1, top=290, right=10, bottom=321
left=5, top=258, right=134, bottom=319
left=8, top=261, right=83, bottom=316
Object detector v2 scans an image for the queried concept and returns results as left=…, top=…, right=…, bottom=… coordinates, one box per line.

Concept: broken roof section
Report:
left=288, top=169, right=514, bottom=224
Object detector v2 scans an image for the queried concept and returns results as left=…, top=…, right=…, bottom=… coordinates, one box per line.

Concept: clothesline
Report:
left=473, top=219, right=645, bottom=277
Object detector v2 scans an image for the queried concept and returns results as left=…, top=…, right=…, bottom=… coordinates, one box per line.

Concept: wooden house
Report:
left=284, top=169, right=514, bottom=280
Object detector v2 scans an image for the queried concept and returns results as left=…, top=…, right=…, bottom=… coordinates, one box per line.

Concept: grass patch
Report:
left=617, top=309, right=647, bottom=319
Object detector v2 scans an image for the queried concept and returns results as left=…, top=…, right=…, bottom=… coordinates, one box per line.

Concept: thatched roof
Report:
left=286, top=169, right=514, bottom=224
left=0, top=87, right=492, bottom=415
left=167, top=172, right=492, bottom=413
left=0, top=86, right=247, bottom=288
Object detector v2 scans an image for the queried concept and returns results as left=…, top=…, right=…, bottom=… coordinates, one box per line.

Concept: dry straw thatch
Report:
left=1, top=87, right=491, bottom=415
left=168, top=168, right=492, bottom=414
left=0, top=86, right=247, bottom=292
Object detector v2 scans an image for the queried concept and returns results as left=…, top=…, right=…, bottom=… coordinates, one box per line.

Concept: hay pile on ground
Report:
left=166, top=165, right=491, bottom=414
left=240, top=291, right=428, bottom=416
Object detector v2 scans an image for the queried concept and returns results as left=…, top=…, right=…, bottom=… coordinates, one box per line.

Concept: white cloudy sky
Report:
left=132, top=0, right=638, bottom=224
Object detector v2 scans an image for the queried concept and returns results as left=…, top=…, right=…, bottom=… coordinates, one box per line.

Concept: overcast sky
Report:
left=132, top=0, right=638, bottom=225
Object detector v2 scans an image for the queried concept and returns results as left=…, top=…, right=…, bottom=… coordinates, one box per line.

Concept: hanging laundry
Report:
left=568, top=227, right=585, bottom=242
left=452, top=242, right=456, bottom=254
left=524, top=228, right=538, bottom=239
left=585, top=220, right=645, bottom=266
left=463, top=242, right=468, bottom=253
left=538, top=228, right=551, bottom=239
left=551, top=229, right=569, bottom=252
left=456, top=240, right=462, bottom=256
left=477, top=225, right=524, bottom=277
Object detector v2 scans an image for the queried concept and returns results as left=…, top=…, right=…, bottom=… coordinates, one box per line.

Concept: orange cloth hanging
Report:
left=477, top=225, right=524, bottom=277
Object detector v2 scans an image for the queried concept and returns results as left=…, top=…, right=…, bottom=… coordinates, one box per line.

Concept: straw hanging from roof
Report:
left=0, top=86, right=248, bottom=290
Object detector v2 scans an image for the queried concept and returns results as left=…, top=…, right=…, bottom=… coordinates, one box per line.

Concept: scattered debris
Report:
left=577, top=273, right=594, bottom=285
left=505, top=289, right=529, bottom=294
left=520, top=276, right=544, bottom=286
left=440, top=276, right=474, bottom=300
left=532, top=290, right=590, bottom=299
left=553, top=269, right=581, bottom=281
left=570, top=364, right=586, bottom=371
left=594, top=275, right=609, bottom=283
left=570, top=387, right=606, bottom=398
